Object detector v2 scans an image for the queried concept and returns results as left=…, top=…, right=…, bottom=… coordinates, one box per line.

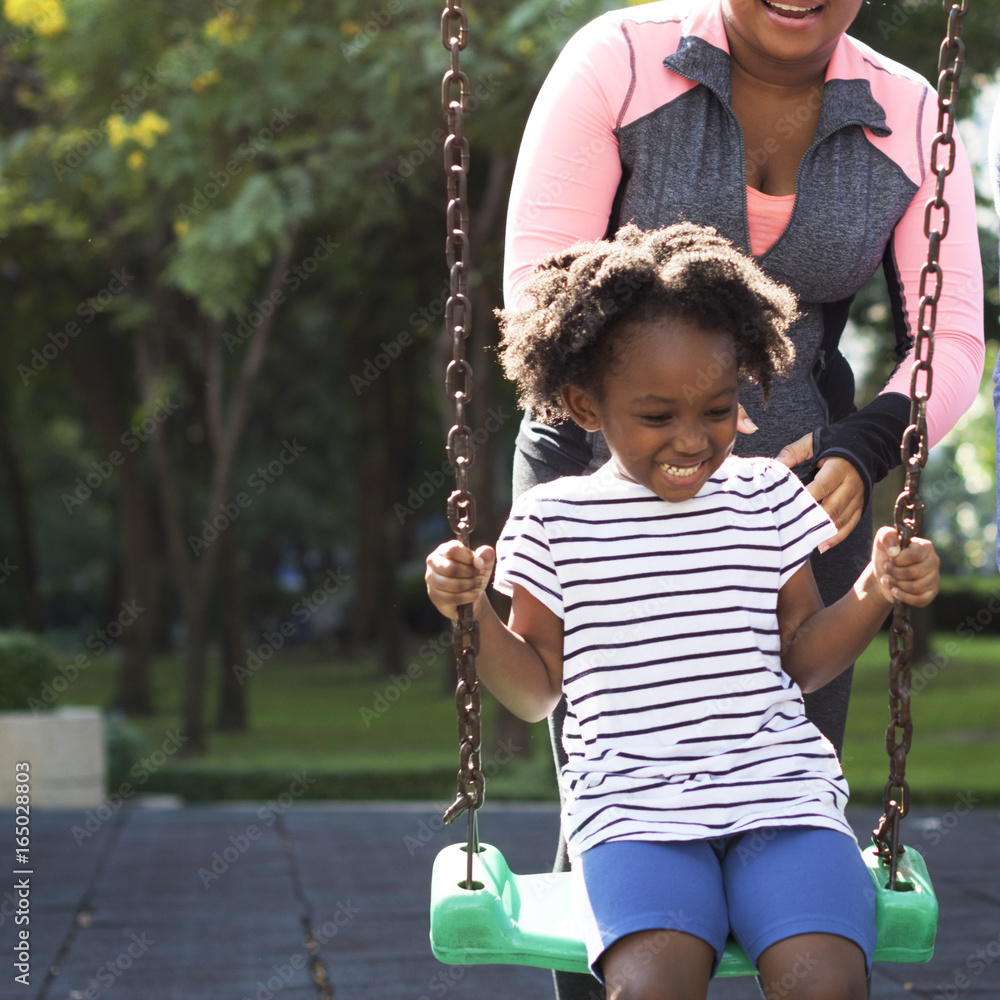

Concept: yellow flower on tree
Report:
left=4, top=0, right=66, bottom=36
left=131, top=111, right=170, bottom=149
left=126, top=150, right=145, bottom=170
left=106, top=115, right=128, bottom=148
left=204, top=9, right=252, bottom=45
left=190, top=69, right=221, bottom=93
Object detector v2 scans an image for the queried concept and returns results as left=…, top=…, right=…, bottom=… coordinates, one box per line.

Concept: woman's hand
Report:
left=776, top=432, right=865, bottom=552
left=425, top=540, right=496, bottom=621
left=871, top=526, right=939, bottom=607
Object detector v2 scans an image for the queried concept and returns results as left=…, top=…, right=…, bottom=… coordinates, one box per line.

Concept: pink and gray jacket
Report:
left=504, top=0, right=984, bottom=496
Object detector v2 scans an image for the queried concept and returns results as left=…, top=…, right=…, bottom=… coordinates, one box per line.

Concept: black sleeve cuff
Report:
left=811, top=392, right=911, bottom=508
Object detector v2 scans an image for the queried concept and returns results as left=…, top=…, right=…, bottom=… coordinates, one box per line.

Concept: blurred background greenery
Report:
left=0, top=0, right=997, bottom=800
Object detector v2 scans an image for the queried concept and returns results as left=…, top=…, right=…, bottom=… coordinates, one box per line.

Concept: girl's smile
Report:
left=562, top=316, right=741, bottom=504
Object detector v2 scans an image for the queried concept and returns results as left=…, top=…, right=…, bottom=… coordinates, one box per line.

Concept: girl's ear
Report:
left=561, top=384, right=602, bottom=432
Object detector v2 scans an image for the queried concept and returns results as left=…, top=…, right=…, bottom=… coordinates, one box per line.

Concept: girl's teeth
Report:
left=766, top=0, right=821, bottom=9
left=660, top=463, right=699, bottom=477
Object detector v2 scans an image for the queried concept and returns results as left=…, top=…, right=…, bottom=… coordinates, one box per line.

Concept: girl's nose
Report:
left=674, top=422, right=708, bottom=453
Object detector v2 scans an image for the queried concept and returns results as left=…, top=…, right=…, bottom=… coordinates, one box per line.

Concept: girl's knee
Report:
left=600, top=929, right=713, bottom=1000
left=757, top=933, right=868, bottom=1000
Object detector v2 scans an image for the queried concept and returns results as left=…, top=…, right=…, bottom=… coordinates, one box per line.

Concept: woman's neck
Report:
left=727, top=40, right=829, bottom=97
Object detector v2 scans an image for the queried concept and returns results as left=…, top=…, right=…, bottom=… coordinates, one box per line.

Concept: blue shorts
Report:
left=576, top=827, right=877, bottom=981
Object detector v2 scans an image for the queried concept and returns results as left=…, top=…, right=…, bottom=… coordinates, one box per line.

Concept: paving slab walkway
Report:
left=0, top=801, right=997, bottom=1000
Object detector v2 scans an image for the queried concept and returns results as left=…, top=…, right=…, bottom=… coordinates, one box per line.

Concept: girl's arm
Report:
left=779, top=526, right=939, bottom=693
left=425, top=540, right=564, bottom=723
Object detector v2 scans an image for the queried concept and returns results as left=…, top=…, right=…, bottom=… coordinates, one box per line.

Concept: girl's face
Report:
left=562, top=317, right=740, bottom=504
left=722, top=0, right=864, bottom=80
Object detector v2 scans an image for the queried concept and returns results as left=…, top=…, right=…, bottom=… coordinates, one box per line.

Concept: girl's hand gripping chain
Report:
left=425, top=540, right=497, bottom=622
left=872, top=525, right=939, bottom=607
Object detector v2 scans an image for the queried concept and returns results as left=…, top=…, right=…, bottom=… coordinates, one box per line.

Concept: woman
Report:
left=502, top=1, right=984, bottom=996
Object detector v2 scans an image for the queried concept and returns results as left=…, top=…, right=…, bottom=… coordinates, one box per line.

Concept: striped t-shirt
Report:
left=493, top=455, right=853, bottom=860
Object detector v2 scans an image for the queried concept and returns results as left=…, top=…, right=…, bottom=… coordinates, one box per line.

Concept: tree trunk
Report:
left=65, top=343, right=160, bottom=713
left=111, top=463, right=161, bottom=714
left=349, top=322, right=405, bottom=675
left=0, top=388, right=42, bottom=631
left=138, top=234, right=298, bottom=753
left=180, top=595, right=211, bottom=754
left=216, top=524, right=248, bottom=731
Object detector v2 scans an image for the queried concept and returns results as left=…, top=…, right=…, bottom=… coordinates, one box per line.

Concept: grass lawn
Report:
left=843, top=633, right=1000, bottom=804
left=53, top=630, right=1000, bottom=804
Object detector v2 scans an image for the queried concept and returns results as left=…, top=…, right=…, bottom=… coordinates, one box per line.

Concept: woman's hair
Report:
left=497, top=222, right=798, bottom=424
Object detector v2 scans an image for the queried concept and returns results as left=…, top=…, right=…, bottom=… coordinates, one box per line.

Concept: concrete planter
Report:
left=0, top=707, right=106, bottom=807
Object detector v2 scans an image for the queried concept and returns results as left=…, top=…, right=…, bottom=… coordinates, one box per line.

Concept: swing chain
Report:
left=873, top=0, right=968, bottom=883
left=440, top=0, right=485, bottom=852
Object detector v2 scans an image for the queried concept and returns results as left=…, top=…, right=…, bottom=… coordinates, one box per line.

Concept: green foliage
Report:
left=0, top=631, right=57, bottom=710
left=104, top=710, right=148, bottom=787
left=923, top=340, right=999, bottom=575
left=40, top=632, right=1000, bottom=802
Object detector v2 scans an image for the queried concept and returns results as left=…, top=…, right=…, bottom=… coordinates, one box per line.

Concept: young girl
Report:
left=425, top=223, right=938, bottom=1000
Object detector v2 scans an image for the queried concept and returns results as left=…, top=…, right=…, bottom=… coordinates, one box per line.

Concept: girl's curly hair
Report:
left=497, top=222, right=799, bottom=424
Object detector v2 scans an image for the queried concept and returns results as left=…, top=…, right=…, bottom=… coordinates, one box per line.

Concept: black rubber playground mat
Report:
left=0, top=801, right=997, bottom=1000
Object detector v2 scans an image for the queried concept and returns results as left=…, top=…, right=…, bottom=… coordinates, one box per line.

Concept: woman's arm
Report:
left=779, top=526, right=939, bottom=693
left=878, top=104, right=985, bottom=449
left=425, top=541, right=564, bottom=723
left=503, top=17, right=630, bottom=309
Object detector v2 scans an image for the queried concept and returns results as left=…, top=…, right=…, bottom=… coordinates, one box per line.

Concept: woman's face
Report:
left=722, top=0, right=865, bottom=81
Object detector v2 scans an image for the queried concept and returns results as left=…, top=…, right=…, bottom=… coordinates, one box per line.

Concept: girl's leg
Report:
left=725, top=828, right=876, bottom=1000
left=755, top=933, right=867, bottom=1000
left=600, top=929, right=713, bottom=1000
left=578, top=840, right=729, bottom=1000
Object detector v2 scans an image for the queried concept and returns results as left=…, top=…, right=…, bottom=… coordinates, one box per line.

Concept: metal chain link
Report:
left=440, top=0, right=484, bottom=889
left=873, top=0, right=968, bottom=884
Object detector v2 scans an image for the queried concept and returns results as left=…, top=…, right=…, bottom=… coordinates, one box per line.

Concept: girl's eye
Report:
left=707, top=407, right=735, bottom=419
left=640, top=413, right=672, bottom=424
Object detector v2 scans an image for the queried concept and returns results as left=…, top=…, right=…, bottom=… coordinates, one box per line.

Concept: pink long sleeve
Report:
left=503, top=17, right=630, bottom=310
left=879, top=111, right=985, bottom=448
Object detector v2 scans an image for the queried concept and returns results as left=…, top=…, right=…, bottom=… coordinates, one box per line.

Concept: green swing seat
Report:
left=429, top=839, right=937, bottom=976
